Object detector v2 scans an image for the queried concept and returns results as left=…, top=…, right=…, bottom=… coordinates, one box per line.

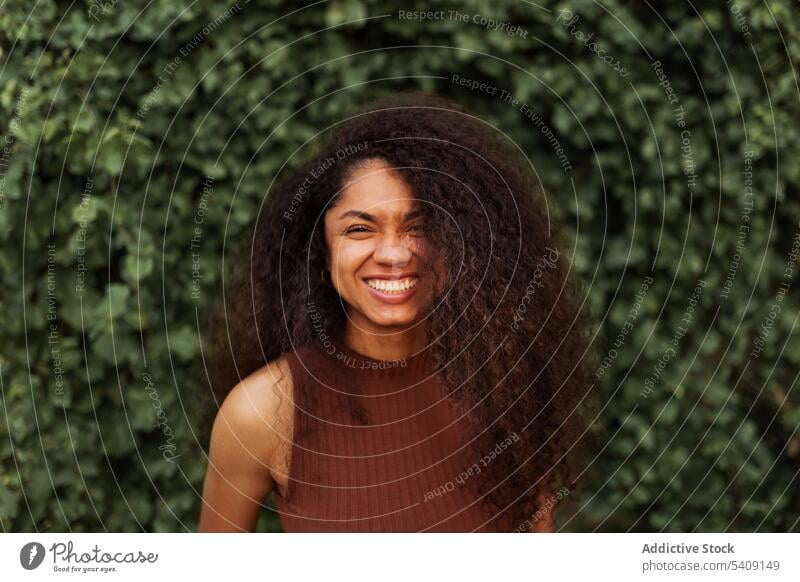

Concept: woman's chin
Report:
left=351, top=301, right=424, bottom=326
left=343, top=291, right=434, bottom=327
left=365, top=311, right=420, bottom=328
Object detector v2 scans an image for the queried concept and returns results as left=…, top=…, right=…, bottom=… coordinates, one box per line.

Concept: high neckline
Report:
left=340, top=335, right=430, bottom=364
left=314, top=331, right=433, bottom=377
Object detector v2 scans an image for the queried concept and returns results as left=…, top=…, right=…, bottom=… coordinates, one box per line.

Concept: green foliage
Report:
left=1, top=0, right=798, bottom=532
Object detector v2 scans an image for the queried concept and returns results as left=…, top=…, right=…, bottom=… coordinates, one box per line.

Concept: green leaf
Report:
left=168, top=325, right=198, bottom=360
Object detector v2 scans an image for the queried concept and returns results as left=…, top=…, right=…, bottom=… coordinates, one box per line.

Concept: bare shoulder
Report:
left=199, top=355, right=296, bottom=531
left=212, top=354, right=295, bottom=469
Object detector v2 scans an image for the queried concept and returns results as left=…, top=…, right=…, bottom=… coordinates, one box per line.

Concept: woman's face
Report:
left=323, top=158, right=442, bottom=333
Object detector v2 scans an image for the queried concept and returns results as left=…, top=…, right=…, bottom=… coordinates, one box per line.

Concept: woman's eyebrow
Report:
left=337, top=209, right=423, bottom=221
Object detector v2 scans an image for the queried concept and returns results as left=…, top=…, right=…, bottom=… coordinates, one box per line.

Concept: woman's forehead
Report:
left=333, top=167, right=420, bottom=220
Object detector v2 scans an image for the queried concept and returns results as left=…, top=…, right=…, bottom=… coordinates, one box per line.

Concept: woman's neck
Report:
left=342, top=325, right=428, bottom=362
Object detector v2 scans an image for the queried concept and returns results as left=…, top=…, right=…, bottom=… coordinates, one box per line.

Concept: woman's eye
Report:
left=345, top=224, right=425, bottom=235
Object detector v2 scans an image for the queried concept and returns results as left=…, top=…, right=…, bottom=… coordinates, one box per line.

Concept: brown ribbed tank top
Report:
left=273, top=336, right=513, bottom=532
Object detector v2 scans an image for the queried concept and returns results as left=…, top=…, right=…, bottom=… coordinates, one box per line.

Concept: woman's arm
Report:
left=198, top=359, right=290, bottom=532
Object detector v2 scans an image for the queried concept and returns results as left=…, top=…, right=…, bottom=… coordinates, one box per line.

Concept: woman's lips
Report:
left=362, top=277, right=419, bottom=304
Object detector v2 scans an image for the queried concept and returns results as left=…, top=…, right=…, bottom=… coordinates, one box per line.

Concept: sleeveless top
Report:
left=273, top=336, right=513, bottom=532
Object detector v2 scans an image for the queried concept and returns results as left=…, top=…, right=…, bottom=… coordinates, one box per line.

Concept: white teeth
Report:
left=366, top=277, right=418, bottom=293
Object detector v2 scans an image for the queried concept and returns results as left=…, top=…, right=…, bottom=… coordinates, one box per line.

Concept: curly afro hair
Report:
left=203, top=91, right=597, bottom=531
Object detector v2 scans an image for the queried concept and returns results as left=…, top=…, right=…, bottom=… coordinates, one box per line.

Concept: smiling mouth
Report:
left=364, top=276, right=419, bottom=294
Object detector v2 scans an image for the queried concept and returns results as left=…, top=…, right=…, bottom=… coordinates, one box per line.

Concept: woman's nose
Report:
left=372, top=233, right=413, bottom=266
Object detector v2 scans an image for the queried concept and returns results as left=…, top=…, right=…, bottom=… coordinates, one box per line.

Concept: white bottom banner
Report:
left=1, top=533, right=797, bottom=581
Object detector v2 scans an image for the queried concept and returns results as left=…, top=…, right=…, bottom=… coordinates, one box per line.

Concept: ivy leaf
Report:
left=168, top=325, right=198, bottom=360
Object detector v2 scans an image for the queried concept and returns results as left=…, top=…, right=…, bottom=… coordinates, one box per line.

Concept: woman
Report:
left=198, top=92, right=594, bottom=532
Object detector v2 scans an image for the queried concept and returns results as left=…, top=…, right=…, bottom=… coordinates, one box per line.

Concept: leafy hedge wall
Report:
left=1, top=0, right=798, bottom=532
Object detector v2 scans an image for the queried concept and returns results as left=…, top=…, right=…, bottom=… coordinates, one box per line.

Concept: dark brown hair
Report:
left=203, top=91, right=597, bottom=531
